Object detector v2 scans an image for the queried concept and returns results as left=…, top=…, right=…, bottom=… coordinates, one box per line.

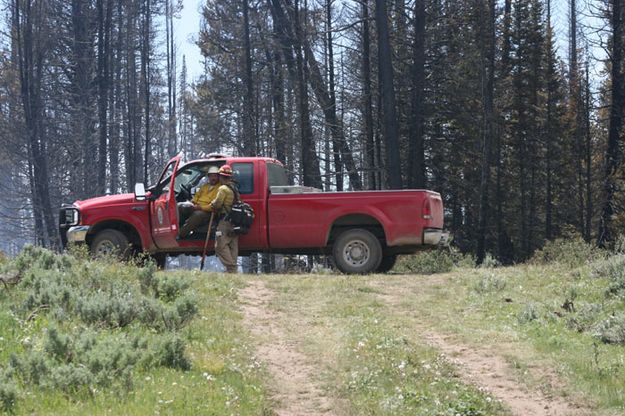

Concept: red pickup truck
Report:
left=59, top=155, right=449, bottom=273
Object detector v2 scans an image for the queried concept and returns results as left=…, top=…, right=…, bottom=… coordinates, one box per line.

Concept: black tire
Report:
left=90, top=229, right=131, bottom=259
left=332, top=228, right=382, bottom=274
left=377, top=255, right=398, bottom=273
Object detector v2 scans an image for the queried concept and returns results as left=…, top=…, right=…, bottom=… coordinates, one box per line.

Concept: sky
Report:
left=176, top=0, right=205, bottom=81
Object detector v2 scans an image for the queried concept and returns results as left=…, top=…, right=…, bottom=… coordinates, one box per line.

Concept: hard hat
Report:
left=206, top=165, right=220, bottom=174
left=218, top=164, right=234, bottom=177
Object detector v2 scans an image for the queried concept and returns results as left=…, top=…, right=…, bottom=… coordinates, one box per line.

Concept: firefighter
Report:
left=178, top=165, right=221, bottom=238
left=209, top=164, right=238, bottom=273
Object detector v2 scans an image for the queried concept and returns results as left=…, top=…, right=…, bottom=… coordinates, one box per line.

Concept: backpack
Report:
left=225, top=184, right=255, bottom=235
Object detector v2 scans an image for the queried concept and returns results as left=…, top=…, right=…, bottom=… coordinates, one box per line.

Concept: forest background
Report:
left=0, top=0, right=623, bottom=265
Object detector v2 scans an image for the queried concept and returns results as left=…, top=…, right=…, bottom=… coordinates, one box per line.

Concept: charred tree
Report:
left=375, top=0, right=402, bottom=189
left=408, top=0, right=426, bottom=189
left=598, top=0, right=623, bottom=246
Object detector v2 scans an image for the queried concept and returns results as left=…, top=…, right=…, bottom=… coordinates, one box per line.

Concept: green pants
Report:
left=179, top=208, right=212, bottom=238
left=215, top=220, right=238, bottom=273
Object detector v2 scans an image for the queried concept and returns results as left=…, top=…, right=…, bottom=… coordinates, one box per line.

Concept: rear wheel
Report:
left=377, top=255, right=398, bottom=273
left=90, top=229, right=131, bottom=259
left=332, top=228, right=382, bottom=274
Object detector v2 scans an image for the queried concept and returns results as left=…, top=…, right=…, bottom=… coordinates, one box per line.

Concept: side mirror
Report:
left=134, top=183, right=146, bottom=201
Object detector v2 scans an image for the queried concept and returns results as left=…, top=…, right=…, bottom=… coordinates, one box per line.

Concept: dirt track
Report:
left=239, top=276, right=588, bottom=416
left=239, top=280, right=334, bottom=416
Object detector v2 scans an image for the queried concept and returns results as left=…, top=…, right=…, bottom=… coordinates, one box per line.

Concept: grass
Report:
left=261, top=276, right=508, bottom=415
left=2, top=242, right=625, bottom=415
left=0, top=246, right=269, bottom=415
left=385, top=262, right=625, bottom=415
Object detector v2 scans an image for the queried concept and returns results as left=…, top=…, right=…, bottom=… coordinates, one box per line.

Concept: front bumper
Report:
left=66, top=225, right=90, bottom=244
left=423, top=228, right=451, bottom=246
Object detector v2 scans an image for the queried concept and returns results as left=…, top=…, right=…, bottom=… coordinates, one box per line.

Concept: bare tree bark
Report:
left=408, top=0, right=426, bottom=189
left=584, top=59, right=592, bottom=241
left=375, top=0, right=402, bottom=189
left=242, top=0, right=257, bottom=155
left=476, top=0, right=496, bottom=264
left=326, top=0, right=342, bottom=190
left=545, top=0, right=554, bottom=240
left=497, top=0, right=512, bottom=256
left=166, top=0, right=176, bottom=156
left=361, top=0, right=376, bottom=190
left=599, top=0, right=623, bottom=246
left=269, top=25, right=287, bottom=162
left=125, top=2, right=141, bottom=191
left=13, top=0, right=58, bottom=247
left=143, top=0, right=151, bottom=183
left=109, top=0, right=123, bottom=193
left=271, top=0, right=362, bottom=190
left=570, top=0, right=586, bottom=236
left=293, top=0, right=321, bottom=188
left=96, top=0, right=112, bottom=196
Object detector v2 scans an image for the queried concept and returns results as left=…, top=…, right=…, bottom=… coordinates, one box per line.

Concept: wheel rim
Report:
left=94, top=240, right=117, bottom=257
left=342, top=239, right=370, bottom=267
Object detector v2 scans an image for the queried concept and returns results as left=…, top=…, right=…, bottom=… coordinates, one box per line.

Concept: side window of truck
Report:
left=267, top=162, right=289, bottom=187
left=152, top=160, right=177, bottom=195
left=231, top=163, right=253, bottom=194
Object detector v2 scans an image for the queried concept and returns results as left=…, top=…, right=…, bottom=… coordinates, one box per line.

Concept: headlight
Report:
left=64, top=208, right=79, bottom=226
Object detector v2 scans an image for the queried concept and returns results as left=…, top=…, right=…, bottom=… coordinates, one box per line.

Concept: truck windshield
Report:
left=267, top=162, right=289, bottom=187
left=174, top=165, right=207, bottom=194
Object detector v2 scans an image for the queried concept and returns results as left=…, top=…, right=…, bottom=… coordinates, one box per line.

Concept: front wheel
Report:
left=90, top=229, right=131, bottom=259
left=332, top=228, right=382, bottom=274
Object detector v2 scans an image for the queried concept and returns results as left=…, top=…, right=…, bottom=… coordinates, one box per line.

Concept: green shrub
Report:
left=137, top=261, right=157, bottom=294
left=66, top=243, right=90, bottom=260
left=45, top=364, right=92, bottom=393
left=530, top=237, right=603, bottom=267
left=593, top=312, right=625, bottom=344
left=606, top=279, right=625, bottom=299
left=518, top=303, right=541, bottom=324
left=158, top=295, right=198, bottom=331
left=473, top=273, right=506, bottom=294
left=480, top=253, right=500, bottom=268
left=10, top=329, right=152, bottom=393
left=591, top=255, right=625, bottom=280
left=80, top=335, right=143, bottom=389
left=154, top=274, right=191, bottom=302
left=589, top=255, right=625, bottom=298
left=21, top=271, right=74, bottom=316
left=613, top=234, right=625, bottom=254
left=1, top=247, right=200, bottom=407
left=138, top=297, right=164, bottom=326
left=0, top=380, right=17, bottom=413
left=9, top=353, right=48, bottom=385
left=76, top=286, right=141, bottom=328
left=45, top=327, right=72, bottom=362
left=13, top=245, right=73, bottom=273
left=151, top=335, right=190, bottom=370
left=566, top=303, right=602, bottom=333
left=396, top=249, right=474, bottom=274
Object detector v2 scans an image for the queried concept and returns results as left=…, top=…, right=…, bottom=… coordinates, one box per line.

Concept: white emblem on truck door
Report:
left=157, top=206, right=164, bottom=225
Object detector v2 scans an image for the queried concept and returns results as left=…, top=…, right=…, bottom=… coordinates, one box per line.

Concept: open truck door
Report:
left=150, top=155, right=182, bottom=249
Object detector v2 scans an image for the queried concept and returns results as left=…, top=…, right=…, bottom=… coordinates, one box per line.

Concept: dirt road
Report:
left=239, top=275, right=588, bottom=416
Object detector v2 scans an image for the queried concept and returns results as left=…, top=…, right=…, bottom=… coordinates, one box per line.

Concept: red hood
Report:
left=74, top=193, right=140, bottom=210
